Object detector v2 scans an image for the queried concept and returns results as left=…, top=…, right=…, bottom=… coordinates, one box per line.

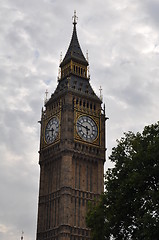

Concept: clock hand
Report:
left=77, top=122, right=90, bottom=132
left=46, top=129, right=54, bottom=131
left=51, top=128, right=54, bottom=136
left=46, top=128, right=55, bottom=136
left=86, top=126, right=89, bottom=135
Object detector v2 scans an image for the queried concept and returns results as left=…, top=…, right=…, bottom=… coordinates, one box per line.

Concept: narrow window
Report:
left=75, top=160, right=77, bottom=188
left=86, top=165, right=88, bottom=191
left=74, top=198, right=76, bottom=226
left=90, top=165, right=92, bottom=192
left=79, top=165, right=81, bottom=189
left=78, top=198, right=81, bottom=226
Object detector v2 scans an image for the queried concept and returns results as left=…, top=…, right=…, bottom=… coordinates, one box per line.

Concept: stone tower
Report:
left=36, top=11, right=106, bottom=240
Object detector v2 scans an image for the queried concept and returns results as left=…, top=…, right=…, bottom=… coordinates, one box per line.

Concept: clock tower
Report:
left=36, top=11, right=106, bottom=240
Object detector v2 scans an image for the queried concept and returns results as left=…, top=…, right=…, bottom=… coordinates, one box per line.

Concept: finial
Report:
left=86, top=50, right=90, bottom=78
left=72, top=10, right=78, bottom=25
left=60, top=52, right=62, bottom=64
left=45, top=89, right=48, bottom=100
left=44, top=89, right=48, bottom=104
left=86, top=50, right=89, bottom=62
left=58, top=52, right=62, bottom=80
left=99, top=86, right=103, bottom=101
left=21, top=231, right=24, bottom=240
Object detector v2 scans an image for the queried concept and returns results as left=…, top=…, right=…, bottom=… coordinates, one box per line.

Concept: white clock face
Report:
left=76, top=115, right=98, bottom=142
left=45, top=117, right=59, bottom=144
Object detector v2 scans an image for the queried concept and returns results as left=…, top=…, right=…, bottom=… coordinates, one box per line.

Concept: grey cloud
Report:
left=0, top=0, right=159, bottom=239
left=143, top=0, right=159, bottom=27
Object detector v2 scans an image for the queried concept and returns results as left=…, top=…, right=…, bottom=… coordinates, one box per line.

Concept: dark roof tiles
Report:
left=60, top=24, right=88, bottom=67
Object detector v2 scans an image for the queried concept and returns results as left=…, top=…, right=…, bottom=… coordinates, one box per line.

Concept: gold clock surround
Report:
left=74, top=111, right=100, bottom=146
left=43, top=112, right=61, bottom=147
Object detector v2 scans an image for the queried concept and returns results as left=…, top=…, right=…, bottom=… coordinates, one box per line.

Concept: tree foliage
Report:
left=86, top=122, right=159, bottom=240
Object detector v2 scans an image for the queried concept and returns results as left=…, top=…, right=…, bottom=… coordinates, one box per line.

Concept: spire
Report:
left=60, top=11, right=88, bottom=68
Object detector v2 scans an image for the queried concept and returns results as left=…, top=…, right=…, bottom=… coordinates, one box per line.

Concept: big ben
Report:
left=36, top=11, right=106, bottom=240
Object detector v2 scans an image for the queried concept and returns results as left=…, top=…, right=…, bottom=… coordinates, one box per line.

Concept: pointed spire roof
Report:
left=60, top=11, right=88, bottom=67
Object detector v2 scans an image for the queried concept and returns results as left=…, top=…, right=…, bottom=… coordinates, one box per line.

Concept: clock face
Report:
left=45, top=117, right=59, bottom=144
left=76, top=115, right=98, bottom=142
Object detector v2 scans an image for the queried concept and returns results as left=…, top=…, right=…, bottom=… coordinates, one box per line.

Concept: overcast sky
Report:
left=0, top=0, right=159, bottom=239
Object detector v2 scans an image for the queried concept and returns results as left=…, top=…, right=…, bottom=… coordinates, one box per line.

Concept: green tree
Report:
left=86, top=122, right=159, bottom=240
